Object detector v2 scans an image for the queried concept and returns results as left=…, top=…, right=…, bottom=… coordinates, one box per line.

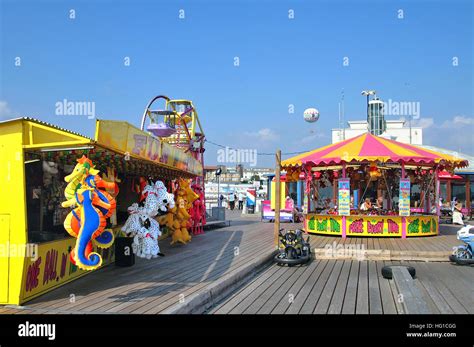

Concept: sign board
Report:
left=338, top=178, right=351, bottom=216
left=95, top=120, right=202, bottom=176
left=399, top=178, right=411, bottom=216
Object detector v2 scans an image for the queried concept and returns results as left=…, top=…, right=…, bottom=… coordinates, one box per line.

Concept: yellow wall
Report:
left=0, top=121, right=28, bottom=304
left=20, top=238, right=114, bottom=303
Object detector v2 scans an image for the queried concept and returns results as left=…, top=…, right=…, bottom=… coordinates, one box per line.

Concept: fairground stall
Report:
left=280, top=133, right=467, bottom=238
left=0, top=96, right=206, bottom=305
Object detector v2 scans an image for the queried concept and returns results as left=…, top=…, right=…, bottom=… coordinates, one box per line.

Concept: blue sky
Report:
left=1, top=0, right=473, bottom=167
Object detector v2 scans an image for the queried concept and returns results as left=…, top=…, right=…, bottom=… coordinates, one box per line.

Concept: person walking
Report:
left=228, top=191, right=235, bottom=210
left=238, top=192, right=244, bottom=210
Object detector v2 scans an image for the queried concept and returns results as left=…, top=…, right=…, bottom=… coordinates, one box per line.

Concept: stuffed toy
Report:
left=122, top=181, right=169, bottom=258
left=157, top=180, right=197, bottom=245
left=62, top=156, right=117, bottom=271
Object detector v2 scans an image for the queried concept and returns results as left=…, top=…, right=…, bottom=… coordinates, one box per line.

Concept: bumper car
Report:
left=274, top=229, right=312, bottom=266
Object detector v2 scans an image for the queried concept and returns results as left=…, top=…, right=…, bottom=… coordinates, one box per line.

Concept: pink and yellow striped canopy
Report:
left=282, top=133, right=468, bottom=168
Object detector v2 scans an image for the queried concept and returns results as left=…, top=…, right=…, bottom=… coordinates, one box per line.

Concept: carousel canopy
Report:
left=281, top=133, right=468, bottom=168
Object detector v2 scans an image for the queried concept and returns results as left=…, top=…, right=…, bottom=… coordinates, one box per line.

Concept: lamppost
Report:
left=361, top=90, right=376, bottom=133
left=216, top=167, right=222, bottom=207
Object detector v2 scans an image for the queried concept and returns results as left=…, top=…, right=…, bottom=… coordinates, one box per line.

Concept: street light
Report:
left=361, top=90, right=376, bottom=133
left=216, top=167, right=222, bottom=207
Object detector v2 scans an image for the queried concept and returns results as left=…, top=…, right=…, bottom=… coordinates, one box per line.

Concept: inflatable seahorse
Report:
left=64, top=155, right=99, bottom=200
left=62, top=187, right=113, bottom=271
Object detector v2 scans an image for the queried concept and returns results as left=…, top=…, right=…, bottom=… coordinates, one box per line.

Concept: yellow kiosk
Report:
left=0, top=117, right=202, bottom=305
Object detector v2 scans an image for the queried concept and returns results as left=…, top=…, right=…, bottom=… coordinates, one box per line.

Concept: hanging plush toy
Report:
left=122, top=181, right=169, bottom=259
left=156, top=179, right=198, bottom=245
left=62, top=187, right=114, bottom=271
left=62, top=156, right=117, bottom=271
left=368, top=163, right=382, bottom=181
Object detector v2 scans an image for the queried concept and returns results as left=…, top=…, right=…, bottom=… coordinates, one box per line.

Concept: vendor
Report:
left=360, top=198, right=372, bottom=211
left=375, top=196, right=384, bottom=209
left=452, top=199, right=464, bottom=225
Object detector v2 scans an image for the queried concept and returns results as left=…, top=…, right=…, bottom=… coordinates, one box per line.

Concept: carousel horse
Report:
left=62, top=187, right=113, bottom=271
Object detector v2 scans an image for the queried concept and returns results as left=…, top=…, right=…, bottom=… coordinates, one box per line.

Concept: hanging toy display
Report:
left=121, top=180, right=169, bottom=259
left=189, top=183, right=206, bottom=235
left=368, top=162, right=382, bottom=181
left=285, top=166, right=301, bottom=182
left=157, top=178, right=198, bottom=245
left=61, top=156, right=118, bottom=271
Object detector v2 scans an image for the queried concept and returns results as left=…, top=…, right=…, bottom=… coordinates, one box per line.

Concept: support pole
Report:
left=341, top=162, right=346, bottom=239
left=435, top=165, right=440, bottom=217
left=401, top=162, right=407, bottom=239
left=274, top=150, right=281, bottom=248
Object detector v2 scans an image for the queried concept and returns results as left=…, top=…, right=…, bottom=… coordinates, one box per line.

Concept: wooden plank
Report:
left=427, top=262, right=474, bottom=314
left=355, top=261, right=369, bottom=314
left=313, top=260, right=345, bottom=314
left=299, top=260, right=337, bottom=314
left=257, top=265, right=308, bottom=314
left=128, top=239, right=274, bottom=314
left=212, top=264, right=282, bottom=314
left=414, top=263, right=467, bottom=314
left=413, top=263, right=454, bottom=314
left=225, top=266, right=290, bottom=314
left=392, top=266, right=432, bottom=314
left=270, top=260, right=321, bottom=314
left=341, top=260, right=359, bottom=314
left=285, top=260, right=329, bottom=314
left=243, top=265, right=298, bottom=314
left=375, top=262, right=397, bottom=314
left=327, top=260, right=352, bottom=314
left=368, top=261, right=383, bottom=314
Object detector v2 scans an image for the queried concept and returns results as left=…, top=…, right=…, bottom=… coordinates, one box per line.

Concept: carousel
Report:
left=279, top=133, right=468, bottom=238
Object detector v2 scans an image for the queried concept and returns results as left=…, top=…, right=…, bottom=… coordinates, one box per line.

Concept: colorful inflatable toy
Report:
left=122, top=181, right=169, bottom=259
left=62, top=156, right=118, bottom=271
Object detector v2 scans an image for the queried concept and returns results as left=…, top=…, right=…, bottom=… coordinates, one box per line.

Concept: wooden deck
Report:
left=210, top=260, right=474, bottom=314
left=0, top=211, right=273, bottom=314
left=309, top=230, right=460, bottom=253
left=0, top=213, right=468, bottom=314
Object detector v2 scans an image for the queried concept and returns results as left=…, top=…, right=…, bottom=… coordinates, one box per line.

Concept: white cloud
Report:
left=244, top=128, right=279, bottom=142
left=440, top=115, right=474, bottom=128
left=296, top=132, right=327, bottom=145
left=423, top=115, right=474, bottom=155
left=0, top=101, right=13, bottom=120
left=411, top=117, right=434, bottom=129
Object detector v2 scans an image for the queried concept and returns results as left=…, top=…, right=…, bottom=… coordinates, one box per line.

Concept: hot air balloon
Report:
left=303, top=108, right=319, bottom=123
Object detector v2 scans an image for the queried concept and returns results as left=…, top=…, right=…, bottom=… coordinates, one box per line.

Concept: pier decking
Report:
left=0, top=212, right=468, bottom=314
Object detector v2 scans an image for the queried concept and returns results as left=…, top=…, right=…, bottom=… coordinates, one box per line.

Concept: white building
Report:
left=332, top=119, right=423, bottom=145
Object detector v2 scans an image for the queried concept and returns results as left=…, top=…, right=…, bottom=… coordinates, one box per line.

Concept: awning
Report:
left=282, top=133, right=468, bottom=168
left=438, top=170, right=463, bottom=180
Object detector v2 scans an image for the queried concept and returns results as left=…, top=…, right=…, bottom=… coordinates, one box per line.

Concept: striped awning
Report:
left=281, top=133, right=468, bottom=168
